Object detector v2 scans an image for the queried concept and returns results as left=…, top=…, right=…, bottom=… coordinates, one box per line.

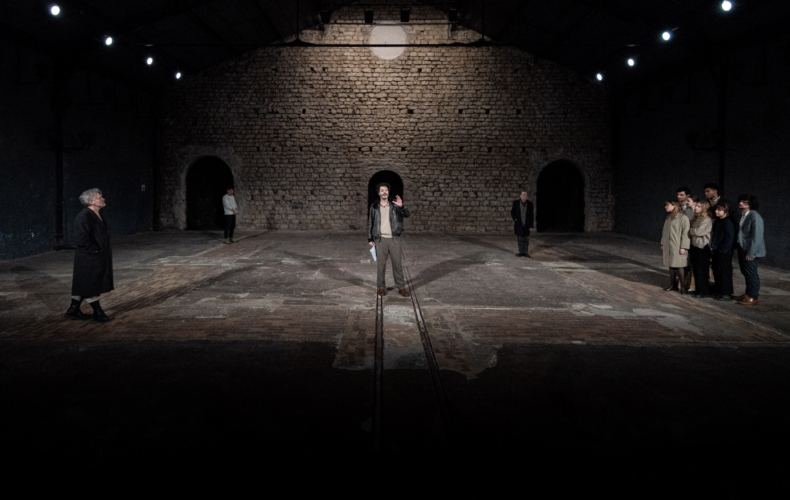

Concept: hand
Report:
left=745, top=255, right=754, bottom=261
left=680, top=249, right=687, bottom=255
left=369, top=242, right=374, bottom=247
left=393, top=195, right=403, bottom=207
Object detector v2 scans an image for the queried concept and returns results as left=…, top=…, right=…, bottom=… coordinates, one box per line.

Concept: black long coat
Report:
left=511, top=199, right=534, bottom=236
left=71, top=208, right=114, bottom=297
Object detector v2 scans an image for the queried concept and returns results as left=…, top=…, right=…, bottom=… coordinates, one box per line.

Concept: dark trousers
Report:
left=689, top=245, right=711, bottom=295
left=712, top=249, right=734, bottom=296
left=224, top=214, right=236, bottom=239
left=516, top=234, right=530, bottom=255
left=738, top=250, right=761, bottom=299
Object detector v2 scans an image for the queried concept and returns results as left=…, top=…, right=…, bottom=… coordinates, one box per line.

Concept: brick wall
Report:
left=160, top=4, right=613, bottom=233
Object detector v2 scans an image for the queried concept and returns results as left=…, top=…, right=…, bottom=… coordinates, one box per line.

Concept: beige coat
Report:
left=661, top=215, right=690, bottom=268
left=689, top=216, right=712, bottom=249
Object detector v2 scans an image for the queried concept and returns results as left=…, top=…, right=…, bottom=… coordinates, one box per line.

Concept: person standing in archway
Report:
left=511, top=190, right=534, bottom=257
left=222, top=186, right=238, bottom=244
left=368, top=183, right=411, bottom=297
left=64, top=188, right=114, bottom=323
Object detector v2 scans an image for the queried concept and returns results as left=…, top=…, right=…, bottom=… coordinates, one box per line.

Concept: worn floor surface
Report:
left=2, top=231, right=790, bottom=482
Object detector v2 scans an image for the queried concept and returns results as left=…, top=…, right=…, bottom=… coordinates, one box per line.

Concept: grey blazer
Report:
left=738, top=210, right=766, bottom=258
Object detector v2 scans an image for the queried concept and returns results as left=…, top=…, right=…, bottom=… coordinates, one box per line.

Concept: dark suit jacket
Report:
left=511, top=199, right=534, bottom=237
left=710, top=217, right=735, bottom=254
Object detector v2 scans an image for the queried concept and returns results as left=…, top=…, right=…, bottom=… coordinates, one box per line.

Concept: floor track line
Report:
left=373, top=292, right=384, bottom=451
left=402, top=260, right=453, bottom=439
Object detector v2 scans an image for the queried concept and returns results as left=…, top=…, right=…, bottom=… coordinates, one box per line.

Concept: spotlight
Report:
left=175, top=72, right=182, bottom=79
left=401, top=9, right=410, bottom=23
left=662, top=31, right=671, bottom=41
left=104, top=36, right=113, bottom=46
left=50, top=5, right=60, bottom=16
left=146, top=57, right=153, bottom=65
left=449, top=9, right=459, bottom=23
left=627, top=58, right=635, bottom=67
left=364, top=10, right=373, bottom=24
left=721, top=1, right=733, bottom=11
left=596, top=73, right=604, bottom=81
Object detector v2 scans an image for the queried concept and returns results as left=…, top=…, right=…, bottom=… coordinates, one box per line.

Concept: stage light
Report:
left=175, top=72, right=182, bottom=79
left=50, top=5, right=60, bottom=16
left=662, top=31, right=671, bottom=41
left=721, top=1, right=732, bottom=11
left=627, top=58, right=635, bottom=67
left=146, top=57, right=153, bottom=65
left=596, top=73, right=604, bottom=81
left=401, top=9, right=410, bottom=23
left=364, top=10, right=373, bottom=24
left=104, top=36, right=113, bottom=46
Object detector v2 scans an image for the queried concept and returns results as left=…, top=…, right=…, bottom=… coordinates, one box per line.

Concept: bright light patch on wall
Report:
left=104, top=36, right=113, bottom=46
left=662, top=31, right=671, bottom=41
left=721, top=1, right=733, bottom=11
left=50, top=5, right=60, bottom=16
left=627, top=58, right=635, bottom=67
left=175, top=72, right=182, bottom=79
left=146, top=57, right=153, bottom=65
left=369, top=24, right=407, bottom=60
left=596, top=73, right=603, bottom=81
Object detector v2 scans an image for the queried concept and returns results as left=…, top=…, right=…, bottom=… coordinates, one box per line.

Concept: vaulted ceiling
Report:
left=2, top=0, right=789, bottom=91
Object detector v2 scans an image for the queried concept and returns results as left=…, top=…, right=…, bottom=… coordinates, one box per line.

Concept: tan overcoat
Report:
left=661, top=215, right=690, bottom=268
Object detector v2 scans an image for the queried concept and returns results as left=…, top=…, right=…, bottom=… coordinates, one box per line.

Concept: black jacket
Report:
left=511, top=199, right=534, bottom=236
left=710, top=217, right=735, bottom=254
left=71, top=208, right=114, bottom=297
left=368, top=202, right=411, bottom=242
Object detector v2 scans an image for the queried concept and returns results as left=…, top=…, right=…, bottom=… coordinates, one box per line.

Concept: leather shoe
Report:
left=738, top=296, right=759, bottom=305
left=399, top=289, right=410, bottom=297
left=64, top=299, right=91, bottom=320
left=377, top=288, right=387, bottom=296
left=663, top=286, right=679, bottom=292
left=515, top=253, right=523, bottom=257
left=89, top=301, right=112, bottom=323
left=734, top=294, right=746, bottom=302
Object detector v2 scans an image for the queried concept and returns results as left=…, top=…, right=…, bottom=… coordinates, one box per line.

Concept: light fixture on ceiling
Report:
left=364, top=10, right=373, bottom=24
left=50, top=5, right=60, bottom=16
left=146, top=57, right=153, bottom=65
left=175, top=72, right=182, bottom=79
left=104, top=36, right=113, bottom=46
left=662, top=31, right=671, bottom=41
left=721, top=1, right=733, bottom=11
left=627, top=58, right=635, bottom=67
left=596, top=73, right=604, bottom=81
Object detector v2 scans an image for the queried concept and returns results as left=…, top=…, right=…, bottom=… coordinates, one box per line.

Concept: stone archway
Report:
left=536, top=160, right=586, bottom=232
left=186, top=156, right=234, bottom=230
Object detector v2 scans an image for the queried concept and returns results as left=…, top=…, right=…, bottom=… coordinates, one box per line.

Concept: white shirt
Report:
left=740, top=210, right=750, bottom=227
left=222, top=194, right=238, bottom=215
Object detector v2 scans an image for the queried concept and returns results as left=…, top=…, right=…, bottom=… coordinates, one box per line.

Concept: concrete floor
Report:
left=2, top=230, right=790, bottom=481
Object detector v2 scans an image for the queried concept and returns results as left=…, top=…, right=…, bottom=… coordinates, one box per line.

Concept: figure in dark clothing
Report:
left=64, top=188, right=114, bottom=322
left=511, top=191, right=534, bottom=257
left=710, top=202, right=735, bottom=302
left=368, top=182, right=411, bottom=297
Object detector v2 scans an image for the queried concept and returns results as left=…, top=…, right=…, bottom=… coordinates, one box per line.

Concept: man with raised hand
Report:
left=368, top=183, right=411, bottom=297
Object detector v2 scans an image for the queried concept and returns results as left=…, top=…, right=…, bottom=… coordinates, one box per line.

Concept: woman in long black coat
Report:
left=64, top=188, right=114, bottom=322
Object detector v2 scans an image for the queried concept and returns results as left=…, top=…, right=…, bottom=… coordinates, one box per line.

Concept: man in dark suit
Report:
left=511, top=190, right=534, bottom=257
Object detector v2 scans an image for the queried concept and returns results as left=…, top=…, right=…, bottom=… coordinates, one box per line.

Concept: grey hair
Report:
left=79, top=188, right=102, bottom=206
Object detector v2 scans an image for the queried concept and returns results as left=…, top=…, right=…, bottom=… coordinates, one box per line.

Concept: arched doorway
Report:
left=186, top=156, right=234, bottom=230
left=536, top=160, right=585, bottom=232
left=368, top=170, right=404, bottom=210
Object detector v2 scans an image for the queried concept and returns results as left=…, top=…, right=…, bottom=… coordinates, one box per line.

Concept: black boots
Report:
left=676, top=268, right=688, bottom=295
left=89, top=301, right=112, bottom=323
left=664, top=269, right=679, bottom=291
left=64, top=299, right=91, bottom=320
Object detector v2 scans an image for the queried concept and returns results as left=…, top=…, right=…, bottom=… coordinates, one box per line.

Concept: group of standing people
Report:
left=661, top=183, right=766, bottom=305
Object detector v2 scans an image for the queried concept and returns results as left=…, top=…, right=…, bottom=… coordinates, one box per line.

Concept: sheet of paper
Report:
left=370, top=245, right=377, bottom=261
